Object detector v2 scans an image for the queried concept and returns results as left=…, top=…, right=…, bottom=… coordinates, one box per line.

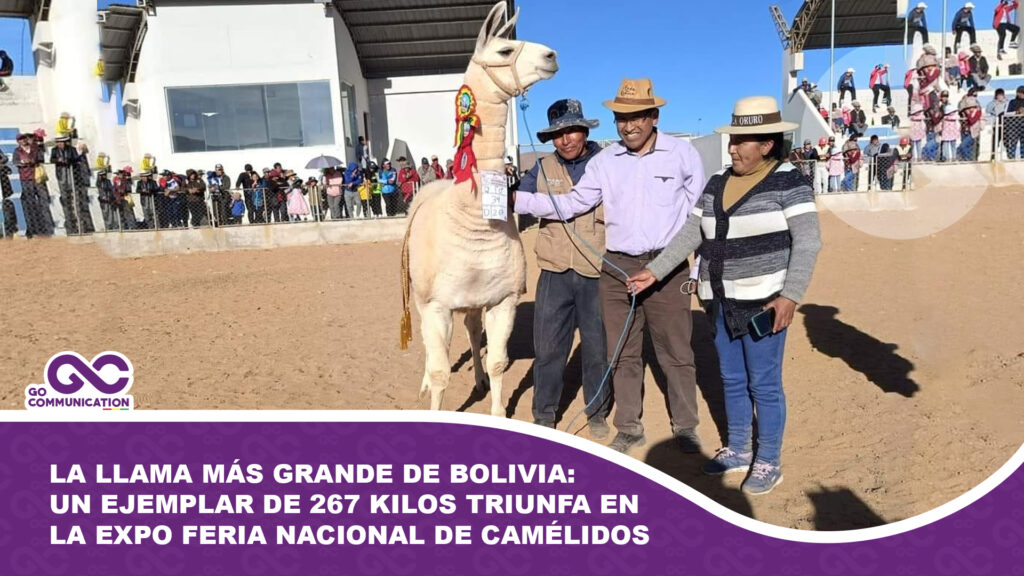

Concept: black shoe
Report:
left=532, top=420, right=555, bottom=429
left=587, top=415, right=610, bottom=441
left=673, top=428, right=702, bottom=453
left=608, top=432, right=646, bottom=454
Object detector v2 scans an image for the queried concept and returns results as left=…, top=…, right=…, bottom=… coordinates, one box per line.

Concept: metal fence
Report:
left=0, top=170, right=412, bottom=239
left=792, top=157, right=914, bottom=193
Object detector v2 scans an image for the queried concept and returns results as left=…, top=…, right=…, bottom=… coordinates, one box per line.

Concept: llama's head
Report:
left=469, top=2, right=558, bottom=101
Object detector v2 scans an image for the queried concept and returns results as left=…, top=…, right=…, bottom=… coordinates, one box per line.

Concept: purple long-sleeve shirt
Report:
left=514, top=131, right=706, bottom=256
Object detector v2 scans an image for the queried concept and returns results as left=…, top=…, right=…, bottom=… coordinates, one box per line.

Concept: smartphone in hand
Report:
left=750, top=308, right=776, bottom=338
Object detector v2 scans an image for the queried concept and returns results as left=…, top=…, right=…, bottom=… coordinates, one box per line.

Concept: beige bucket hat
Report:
left=716, top=96, right=799, bottom=135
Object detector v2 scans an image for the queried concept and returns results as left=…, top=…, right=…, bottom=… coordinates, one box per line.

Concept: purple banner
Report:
left=0, top=421, right=1021, bottom=575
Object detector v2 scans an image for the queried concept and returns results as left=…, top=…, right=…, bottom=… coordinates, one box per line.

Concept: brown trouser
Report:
left=600, top=251, right=699, bottom=437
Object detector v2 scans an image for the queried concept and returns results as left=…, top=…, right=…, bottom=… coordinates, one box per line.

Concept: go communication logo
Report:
left=25, top=351, right=135, bottom=411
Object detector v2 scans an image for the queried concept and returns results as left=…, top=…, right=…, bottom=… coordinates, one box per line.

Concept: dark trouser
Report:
left=600, top=251, right=699, bottom=437
left=998, top=23, right=1021, bottom=50
left=370, top=195, right=382, bottom=216
left=383, top=193, right=401, bottom=216
left=532, top=269, right=610, bottom=425
left=910, top=25, right=928, bottom=44
left=839, top=87, right=856, bottom=103
left=872, top=85, right=891, bottom=108
left=21, top=182, right=52, bottom=237
left=2, top=196, right=16, bottom=236
left=954, top=26, right=976, bottom=50
left=187, top=199, right=207, bottom=227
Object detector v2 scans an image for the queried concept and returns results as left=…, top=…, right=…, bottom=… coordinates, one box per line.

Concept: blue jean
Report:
left=713, top=310, right=788, bottom=465
left=532, top=269, right=610, bottom=424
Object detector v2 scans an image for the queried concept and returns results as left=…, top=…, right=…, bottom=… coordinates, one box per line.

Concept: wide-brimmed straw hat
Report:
left=602, top=78, right=667, bottom=113
left=537, top=98, right=599, bottom=143
left=715, top=96, right=798, bottom=135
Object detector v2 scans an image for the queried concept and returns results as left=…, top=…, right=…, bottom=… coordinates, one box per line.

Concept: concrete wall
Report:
left=369, top=73, right=518, bottom=167
left=0, top=76, right=45, bottom=131
left=782, top=89, right=830, bottom=150
left=691, top=132, right=729, bottom=177
left=89, top=218, right=408, bottom=258
left=126, top=3, right=363, bottom=180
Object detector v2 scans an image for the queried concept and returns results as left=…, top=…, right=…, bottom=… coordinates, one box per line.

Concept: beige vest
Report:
left=533, top=154, right=605, bottom=278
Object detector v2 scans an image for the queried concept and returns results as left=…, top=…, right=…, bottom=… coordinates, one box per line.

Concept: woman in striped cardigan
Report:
left=628, top=96, right=822, bottom=495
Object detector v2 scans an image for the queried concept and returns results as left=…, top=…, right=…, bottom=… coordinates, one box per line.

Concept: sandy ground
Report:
left=1, top=185, right=1022, bottom=530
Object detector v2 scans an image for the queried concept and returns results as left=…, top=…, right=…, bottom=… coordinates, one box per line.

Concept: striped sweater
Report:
left=646, top=162, right=822, bottom=337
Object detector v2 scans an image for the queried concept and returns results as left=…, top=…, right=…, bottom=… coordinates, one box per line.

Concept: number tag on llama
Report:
left=480, top=170, right=507, bottom=221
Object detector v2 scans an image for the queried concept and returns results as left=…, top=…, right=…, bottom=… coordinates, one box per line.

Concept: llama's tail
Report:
left=399, top=220, right=414, bottom=350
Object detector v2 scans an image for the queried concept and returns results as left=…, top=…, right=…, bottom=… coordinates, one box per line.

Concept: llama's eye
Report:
left=498, top=47, right=514, bottom=57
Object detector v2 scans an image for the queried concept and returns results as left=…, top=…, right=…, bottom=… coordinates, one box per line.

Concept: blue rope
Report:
left=516, top=95, right=637, bottom=435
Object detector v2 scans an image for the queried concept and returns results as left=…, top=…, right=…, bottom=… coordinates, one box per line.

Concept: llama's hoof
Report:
left=418, top=385, right=430, bottom=400
left=490, top=406, right=506, bottom=418
left=474, top=377, right=490, bottom=395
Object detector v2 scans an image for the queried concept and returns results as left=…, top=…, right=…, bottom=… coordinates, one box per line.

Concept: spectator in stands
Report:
left=356, top=136, right=369, bottom=169
left=57, top=112, right=77, bottom=141
left=96, top=170, right=117, bottom=231
left=251, top=169, right=270, bottom=222
left=184, top=169, right=208, bottom=227
left=877, top=144, right=896, bottom=190
left=343, top=162, right=362, bottom=219
left=838, top=68, right=856, bottom=104
left=73, top=142, right=95, bottom=234
left=286, top=172, right=309, bottom=222
left=916, top=45, right=942, bottom=112
left=305, top=176, right=324, bottom=221
left=323, top=166, right=343, bottom=219
left=953, top=3, right=977, bottom=53
left=359, top=164, right=375, bottom=217
left=15, top=133, right=52, bottom=237
left=995, top=0, right=1021, bottom=57
left=794, top=77, right=823, bottom=108
left=904, top=67, right=917, bottom=111
left=504, top=157, right=521, bottom=191
left=869, top=64, right=891, bottom=112
left=940, top=104, right=961, bottom=162
left=95, top=152, right=111, bottom=173
left=113, top=168, right=135, bottom=230
left=842, top=137, right=862, bottom=191
left=864, top=135, right=882, bottom=188
left=267, top=167, right=287, bottom=223
left=396, top=156, right=419, bottom=212
left=417, top=157, right=436, bottom=186
left=161, top=170, right=184, bottom=228
left=136, top=171, right=159, bottom=229
left=429, top=155, right=444, bottom=180
left=966, top=44, right=991, bottom=90
left=813, top=137, right=831, bottom=194
left=1003, top=86, right=1024, bottom=158
left=909, top=3, right=929, bottom=44
left=0, top=146, right=14, bottom=237
left=988, top=88, right=1008, bottom=159
left=229, top=191, right=245, bottom=225
left=959, top=90, right=983, bottom=161
left=0, top=50, right=13, bottom=92
left=234, top=164, right=254, bottom=223
left=882, top=105, right=901, bottom=129
left=141, top=153, right=157, bottom=175
left=379, top=159, right=399, bottom=216
left=945, top=47, right=962, bottom=88
left=516, top=97, right=609, bottom=434
left=208, top=164, right=231, bottom=227
left=445, top=159, right=455, bottom=179
left=790, top=139, right=818, bottom=184
left=51, top=135, right=87, bottom=235
left=896, top=138, right=914, bottom=188
left=848, top=101, right=868, bottom=137
left=368, top=162, right=384, bottom=217
left=830, top=102, right=845, bottom=133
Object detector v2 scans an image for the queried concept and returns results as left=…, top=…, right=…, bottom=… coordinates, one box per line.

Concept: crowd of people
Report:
left=789, top=135, right=914, bottom=193
left=0, top=126, right=525, bottom=236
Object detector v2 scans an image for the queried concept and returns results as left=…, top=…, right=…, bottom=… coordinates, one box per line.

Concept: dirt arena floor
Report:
left=1, top=185, right=1023, bottom=530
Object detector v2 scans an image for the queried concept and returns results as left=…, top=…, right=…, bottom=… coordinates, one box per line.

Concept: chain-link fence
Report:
left=792, top=156, right=915, bottom=193
left=0, top=165, right=413, bottom=238
left=993, top=113, right=1024, bottom=161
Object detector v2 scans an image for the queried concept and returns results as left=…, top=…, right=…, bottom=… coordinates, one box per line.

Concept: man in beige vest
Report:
left=520, top=99, right=611, bottom=438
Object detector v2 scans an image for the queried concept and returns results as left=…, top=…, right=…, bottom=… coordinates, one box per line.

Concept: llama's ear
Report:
left=475, top=1, right=507, bottom=53
left=494, top=8, right=519, bottom=39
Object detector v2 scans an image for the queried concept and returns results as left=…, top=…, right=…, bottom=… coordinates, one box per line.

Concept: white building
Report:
left=1, top=0, right=518, bottom=180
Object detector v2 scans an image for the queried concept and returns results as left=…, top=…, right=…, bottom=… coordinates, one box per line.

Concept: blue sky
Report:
left=0, top=2, right=978, bottom=139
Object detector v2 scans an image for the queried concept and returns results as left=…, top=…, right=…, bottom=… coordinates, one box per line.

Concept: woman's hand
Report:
left=626, top=269, right=657, bottom=296
left=764, top=296, right=797, bottom=333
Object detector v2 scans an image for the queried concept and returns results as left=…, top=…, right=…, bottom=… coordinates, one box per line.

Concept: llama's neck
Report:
left=464, top=67, right=512, bottom=175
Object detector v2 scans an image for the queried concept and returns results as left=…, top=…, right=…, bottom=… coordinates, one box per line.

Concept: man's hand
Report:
left=764, top=296, right=798, bottom=333
left=626, top=269, right=657, bottom=296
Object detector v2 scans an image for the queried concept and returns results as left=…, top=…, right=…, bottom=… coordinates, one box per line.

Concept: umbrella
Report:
left=305, top=154, right=343, bottom=170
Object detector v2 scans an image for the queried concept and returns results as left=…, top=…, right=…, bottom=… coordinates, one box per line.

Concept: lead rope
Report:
left=517, top=96, right=638, bottom=436
left=471, top=43, right=526, bottom=98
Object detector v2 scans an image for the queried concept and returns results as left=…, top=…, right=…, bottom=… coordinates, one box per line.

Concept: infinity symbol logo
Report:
left=44, top=352, right=134, bottom=395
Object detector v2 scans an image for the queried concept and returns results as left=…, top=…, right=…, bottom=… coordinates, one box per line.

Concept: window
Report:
left=166, top=81, right=334, bottom=153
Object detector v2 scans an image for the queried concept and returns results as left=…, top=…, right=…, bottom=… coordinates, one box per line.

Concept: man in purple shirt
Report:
left=514, top=79, right=706, bottom=455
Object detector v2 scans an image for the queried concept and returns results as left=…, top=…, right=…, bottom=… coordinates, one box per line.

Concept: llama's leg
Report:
left=418, top=300, right=454, bottom=410
left=464, top=308, right=487, bottom=393
left=484, top=295, right=518, bottom=417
